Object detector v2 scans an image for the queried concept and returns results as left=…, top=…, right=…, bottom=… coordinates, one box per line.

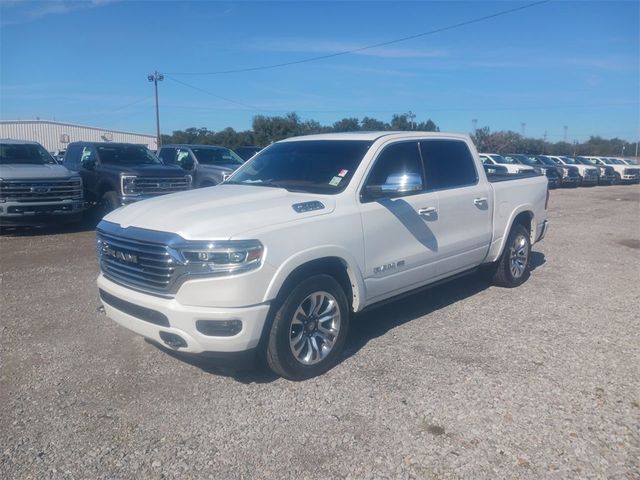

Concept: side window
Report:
left=480, top=156, right=490, bottom=165
left=176, top=148, right=191, bottom=167
left=420, top=140, right=478, bottom=191
left=158, top=147, right=177, bottom=164
left=64, top=145, right=82, bottom=170
left=80, top=146, right=97, bottom=167
left=365, top=141, right=424, bottom=196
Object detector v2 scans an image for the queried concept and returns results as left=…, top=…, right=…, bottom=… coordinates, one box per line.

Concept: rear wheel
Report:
left=492, top=224, right=531, bottom=288
left=266, top=275, right=349, bottom=380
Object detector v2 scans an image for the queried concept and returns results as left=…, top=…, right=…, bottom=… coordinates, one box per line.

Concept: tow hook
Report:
left=97, top=304, right=105, bottom=315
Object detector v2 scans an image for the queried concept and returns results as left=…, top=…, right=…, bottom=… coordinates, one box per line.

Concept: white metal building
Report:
left=0, top=120, right=157, bottom=152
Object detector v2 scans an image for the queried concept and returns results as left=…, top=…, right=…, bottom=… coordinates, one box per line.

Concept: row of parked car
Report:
left=0, top=137, right=637, bottom=227
left=479, top=153, right=640, bottom=188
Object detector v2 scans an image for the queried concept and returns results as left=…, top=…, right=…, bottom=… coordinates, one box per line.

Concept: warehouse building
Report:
left=0, top=120, right=157, bottom=152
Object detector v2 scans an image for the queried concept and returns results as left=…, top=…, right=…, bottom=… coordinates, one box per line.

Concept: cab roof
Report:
left=278, top=131, right=470, bottom=143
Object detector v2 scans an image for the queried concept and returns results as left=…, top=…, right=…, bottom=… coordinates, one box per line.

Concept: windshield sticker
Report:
left=329, top=176, right=342, bottom=186
left=338, top=169, right=348, bottom=177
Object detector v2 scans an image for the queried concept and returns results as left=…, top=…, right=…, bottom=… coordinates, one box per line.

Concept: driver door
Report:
left=358, top=141, right=440, bottom=303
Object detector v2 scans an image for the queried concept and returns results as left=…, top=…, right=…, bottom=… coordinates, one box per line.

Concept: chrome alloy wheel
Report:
left=289, top=291, right=341, bottom=365
left=509, top=234, right=529, bottom=279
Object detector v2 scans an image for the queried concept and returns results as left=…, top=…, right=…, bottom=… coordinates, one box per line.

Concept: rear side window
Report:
left=420, top=140, right=477, bottom=190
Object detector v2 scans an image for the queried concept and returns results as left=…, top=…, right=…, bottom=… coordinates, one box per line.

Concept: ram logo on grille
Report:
left=101, top=243, right=138, bottom=264
left=31, top=186, right=51, bottom=194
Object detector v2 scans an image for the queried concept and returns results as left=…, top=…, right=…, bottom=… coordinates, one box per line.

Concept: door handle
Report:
left=473, top=197, right=488, bottom=206
left=418, top=207, right=437, bottom=216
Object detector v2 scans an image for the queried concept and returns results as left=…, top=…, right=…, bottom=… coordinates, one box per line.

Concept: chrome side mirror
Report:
left=366, top=172, right=423, bottom=197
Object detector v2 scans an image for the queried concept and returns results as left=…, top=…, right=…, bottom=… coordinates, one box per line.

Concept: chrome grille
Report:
left=624, top=169, right=637, bottom=176
left=567, top=166, right=579, bottom=177
left=97, top=228, right=176, bottom=295
left=0, top=178, right=82, bottom=203
left=132, top=176, right=190, bottom=195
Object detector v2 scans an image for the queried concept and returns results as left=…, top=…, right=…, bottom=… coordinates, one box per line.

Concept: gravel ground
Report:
left=1, top=185, right=639, bottom=480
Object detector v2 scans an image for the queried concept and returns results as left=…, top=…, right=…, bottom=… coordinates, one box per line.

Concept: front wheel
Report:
left=492, top=224, right=531, bottom=288
left=266, top=275, right=349, bottom=380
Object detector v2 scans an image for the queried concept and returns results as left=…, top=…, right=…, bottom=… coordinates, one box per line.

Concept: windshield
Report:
left=227, top=140, right=372, bottom=194
left=97, top=145, right=161, bottom=165
left=490, top=154, right=517, bottom=165
left=559, top=156, right=576, bottom=164
left=576, top=157, right=596, bottom=165
left=0, top=143, right=57, bottom=165
left=605, top=158, right=625, bottom=165
left=192, top=147, right=244, bottom=166
left=506, top=154, right=538, bottom=166
left=536, top=156, right=557, bottom=166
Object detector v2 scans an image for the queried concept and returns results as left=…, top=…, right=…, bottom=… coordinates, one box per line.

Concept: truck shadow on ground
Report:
left=159, top=251, right=546, bottom=383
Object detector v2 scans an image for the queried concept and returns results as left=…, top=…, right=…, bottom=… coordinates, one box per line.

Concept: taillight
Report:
left=545, top=187, right=550, bottom=210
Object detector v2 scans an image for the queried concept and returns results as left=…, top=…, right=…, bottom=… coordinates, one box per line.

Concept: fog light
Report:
left=196, top=319, right=242, bottom=337
left=159, top=331, right=187, bottom=349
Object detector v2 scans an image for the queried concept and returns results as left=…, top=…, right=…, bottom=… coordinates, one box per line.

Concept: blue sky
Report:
left=1, top=0, right=638, bottom=142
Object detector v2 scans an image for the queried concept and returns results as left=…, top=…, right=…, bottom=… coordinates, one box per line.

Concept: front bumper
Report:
left=97, top=274, right=270, bottom=354
left=560, top=176, right=580, bottom=187
left=598, top=174, right=615, bottom=185
left=0, top=199, right=84, bottom=225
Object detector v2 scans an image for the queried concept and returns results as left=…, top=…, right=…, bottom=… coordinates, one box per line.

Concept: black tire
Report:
left=612, top=173, right=621, bottom=185
left=99, top=191, right=121, bottom=217
left=266, top=274, right=350, bottom=380
left=492, top=224, right=531, bottom=288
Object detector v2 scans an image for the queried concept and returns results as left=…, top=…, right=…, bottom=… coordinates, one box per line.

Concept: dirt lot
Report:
left=1, top=185, right=639, bottom=479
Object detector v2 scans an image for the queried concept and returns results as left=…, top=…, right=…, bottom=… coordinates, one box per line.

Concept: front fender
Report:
left=263, top=246, right=366, bottom=312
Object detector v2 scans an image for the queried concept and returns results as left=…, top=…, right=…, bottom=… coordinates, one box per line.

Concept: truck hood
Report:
left=105, top=184, right=336, bottom=240
left=196, top=163, right=240, bottom=173
left=0, top=163, right=77, bottom=180
left=98, top=163, right=187, bottom=177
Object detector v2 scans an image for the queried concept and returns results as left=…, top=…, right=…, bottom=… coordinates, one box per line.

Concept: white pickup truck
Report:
left=96, top=132, right=549, bottom=380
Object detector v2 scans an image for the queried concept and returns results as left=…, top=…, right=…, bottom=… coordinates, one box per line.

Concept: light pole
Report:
left=148, top=71, right=164, bottom=148
left=521, top=122, right=526, bottom=136
left=472, top=118, right=478, bottom=133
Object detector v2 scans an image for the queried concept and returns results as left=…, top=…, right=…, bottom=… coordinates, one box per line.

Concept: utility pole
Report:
left=472, top=118, right=478, bottom=133
left=563, top=125, right=568, bottom=142
left=148, top=71, right=164, bottom=148
left=521, top=122, right=526, bottom=136
left=621, top=145, right=625, bottom=158
left=407, top=110, right=416, bottom=130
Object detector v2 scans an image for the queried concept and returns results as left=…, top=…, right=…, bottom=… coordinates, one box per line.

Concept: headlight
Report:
left=185, top=175, right=193, bottom=187
left=177, top=240, right=263, bottom=275
left=0, top=177, right=4, bottom=203
left=562, top=167, right=570, bottom=177
left=121, top=175, right=138, bottom=195
left=538, top=167, right=547, bottom=174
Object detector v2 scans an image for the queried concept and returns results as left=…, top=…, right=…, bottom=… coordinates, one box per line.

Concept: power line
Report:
left=163, top=0, right=552, bottom=76
left=164, top=75, right=257, bottom=109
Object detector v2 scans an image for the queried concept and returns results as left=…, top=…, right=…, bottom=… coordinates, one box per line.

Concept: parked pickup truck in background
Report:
left=64, top=142, right=192, bottom=213
left=584, top=156, right=640, bottom=184
left=96, top=132, right=549, bottom=380
left=157, top=144, right=245, bottom=188
left=548, top=156, right=599, bottom=186
left=1, top=139, right=84, bottom=226
left=574, top=156, right=616, bottom=185
left=478, top=153, right=536, bottom=174
left=503, top=154, right=562, bottom=188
